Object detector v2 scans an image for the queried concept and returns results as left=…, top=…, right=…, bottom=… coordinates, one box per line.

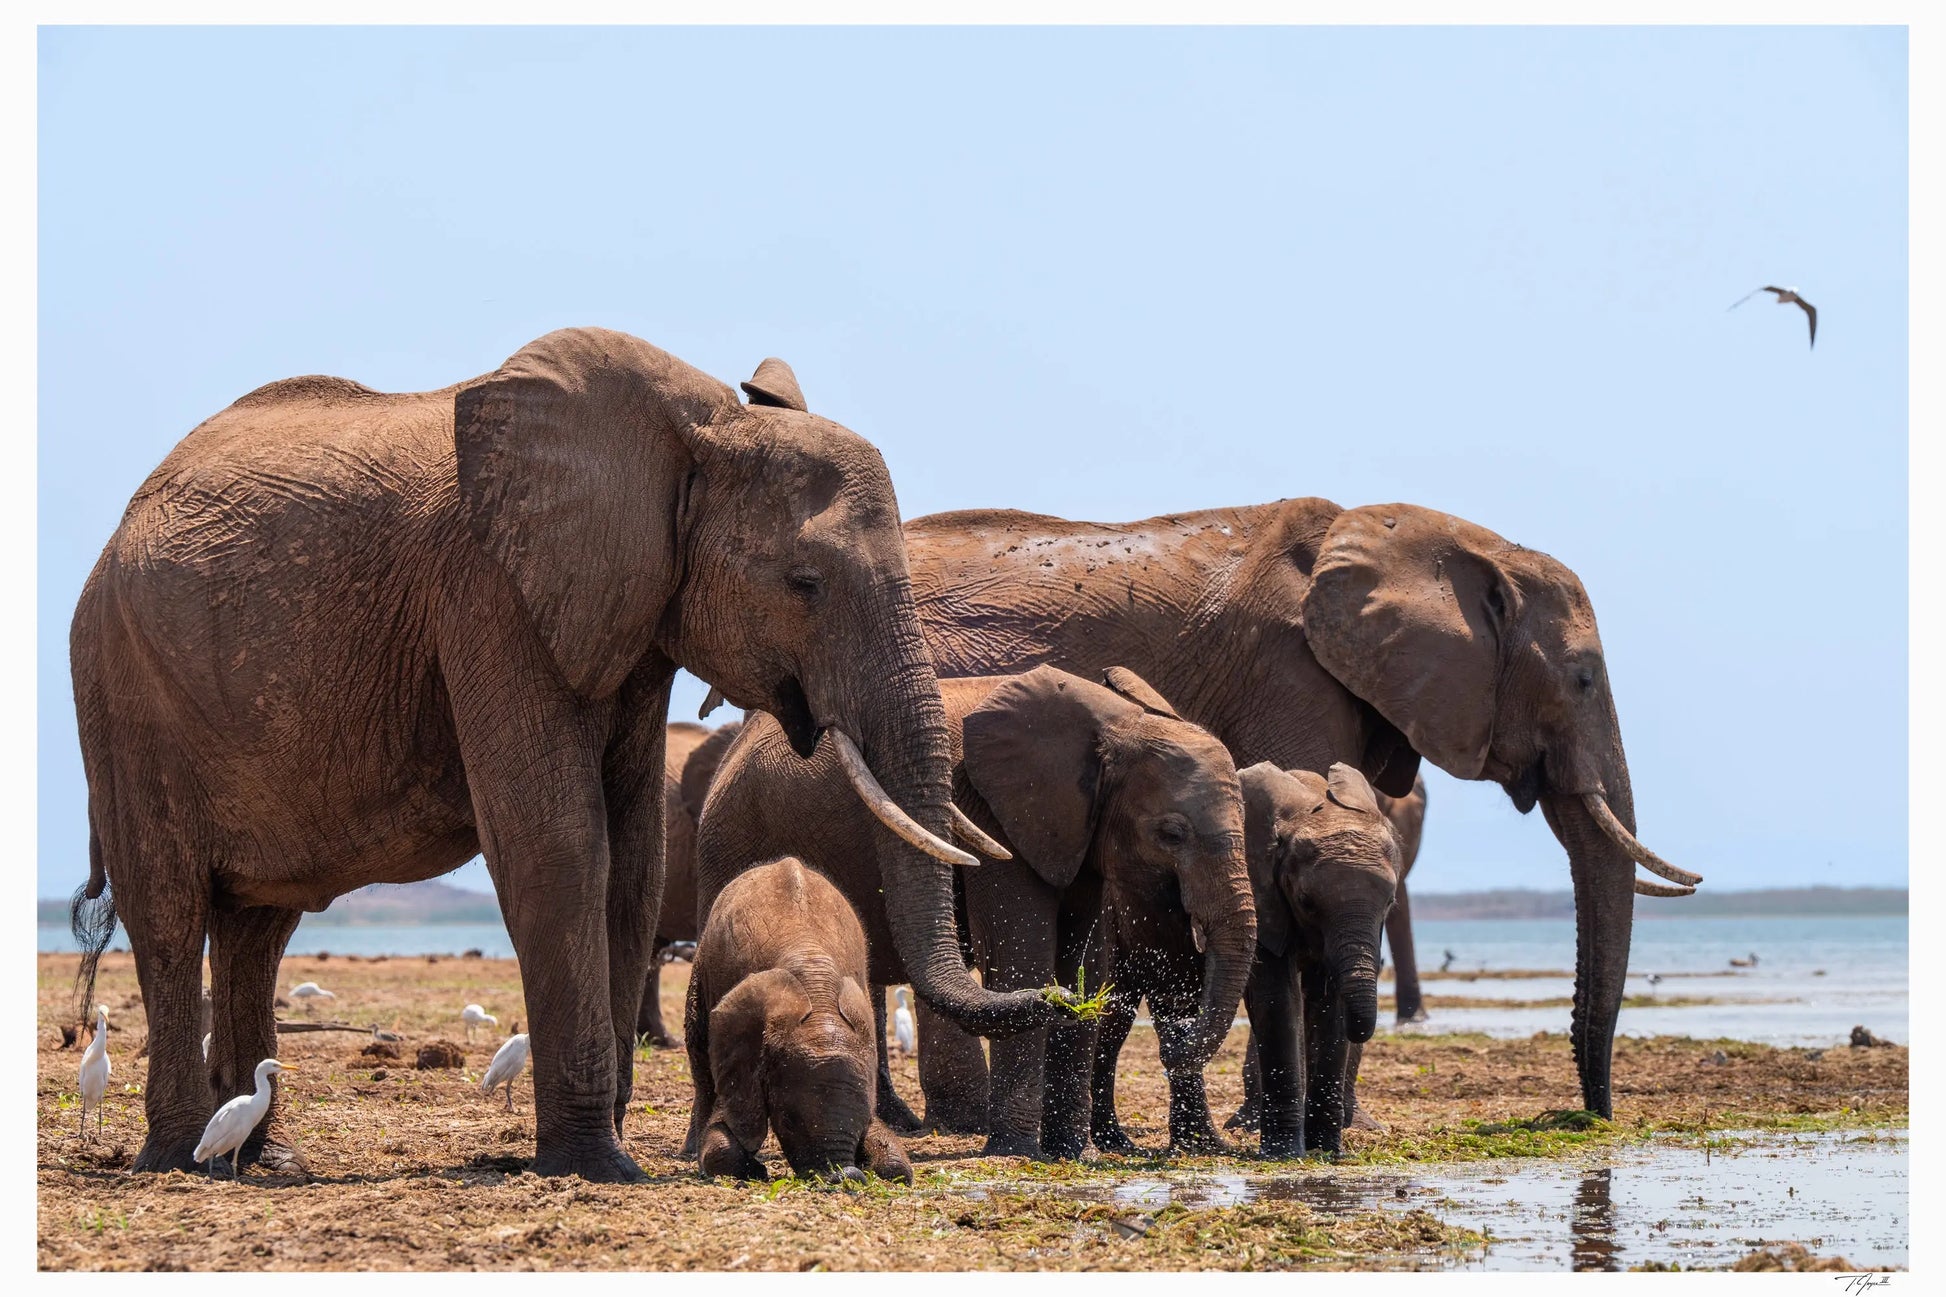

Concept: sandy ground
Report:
left=37, top=952, right=1906, bottom=1271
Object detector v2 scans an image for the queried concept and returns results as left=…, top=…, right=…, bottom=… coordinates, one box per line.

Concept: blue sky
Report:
left=37, top=26, right=1908, bottom=901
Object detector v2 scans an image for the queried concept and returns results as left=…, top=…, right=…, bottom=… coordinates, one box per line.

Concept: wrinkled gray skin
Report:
left=66, top=329, right=1032, bottom=1183
left=693, top=666, right=1257, bottom=1159
left=689, top=857, right=912, bottom=1184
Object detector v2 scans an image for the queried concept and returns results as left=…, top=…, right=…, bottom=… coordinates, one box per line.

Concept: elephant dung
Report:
left=415, top=1040, right=466, bottom=1069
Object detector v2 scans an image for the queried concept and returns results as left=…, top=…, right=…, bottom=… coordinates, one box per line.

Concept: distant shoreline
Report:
left=37, top=881, right=1906, bottom=929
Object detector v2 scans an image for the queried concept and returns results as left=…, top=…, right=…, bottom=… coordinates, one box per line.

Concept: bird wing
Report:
left=1727, top=287, right=1765, bottom=311
left=1799, top=299, right=1817, bottom=347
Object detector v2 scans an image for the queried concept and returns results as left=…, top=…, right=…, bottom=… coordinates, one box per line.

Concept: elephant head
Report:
left=960, top=665, right=1258, bottom=1073
left=1299, top=503, right=1698, bottom=1115
left=456, top=330, right=1044, bottom=1030
left=1240, top=762, right=1401, bottom=1047
left=700, top=959, right=913, bottom=1184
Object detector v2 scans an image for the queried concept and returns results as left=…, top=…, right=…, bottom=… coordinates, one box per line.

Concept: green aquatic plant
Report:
left=1041, top=962, right=1114, bottom=1020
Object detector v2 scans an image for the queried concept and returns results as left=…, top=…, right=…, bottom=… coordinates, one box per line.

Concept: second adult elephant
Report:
left=905, top=500, right=1698, bottom=1119
left=694, top=665, right=1258, bottom=1159
left=636, top=720, right=744, bottom=1049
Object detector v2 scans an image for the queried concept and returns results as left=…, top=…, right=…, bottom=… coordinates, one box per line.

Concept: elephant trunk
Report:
left=1161, top=895, right=1256, bottom=1073
left=1330, top=933, right=1383, bottom=1045
left=851, top=605, right=1055, bottom=1040
left=1540, top=730, right=1643, bottom=1120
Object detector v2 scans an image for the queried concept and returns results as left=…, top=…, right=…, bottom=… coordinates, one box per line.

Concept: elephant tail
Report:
left=69, top=831, right=117, bottom=1020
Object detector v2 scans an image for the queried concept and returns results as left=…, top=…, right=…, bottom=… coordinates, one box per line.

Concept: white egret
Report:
left=480, top=1033, right=531, bottom=1111
left=288, top=982, right=335, bottom=1014
left=78, top=1005, right=110, bottom=1140
left=193, top=1058, right=295, bottom=1178
left=892, top=987, right=916, bottom=1057
left=461, top=1004, right=497, bottom=1040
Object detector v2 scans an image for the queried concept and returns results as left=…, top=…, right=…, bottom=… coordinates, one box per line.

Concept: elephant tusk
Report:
left=1582, top=794, right=1702, bottom=887
left=698, top=685, right=727, bottom=720
left=828, top=730, right=979, bottom=868
left=948, top=806, right=1013, bottom=860
left=1634, top=877, right=1696, bottom=898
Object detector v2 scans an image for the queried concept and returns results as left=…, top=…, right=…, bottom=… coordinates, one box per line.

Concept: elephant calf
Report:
left=685, top=856, right=913, bottom=1184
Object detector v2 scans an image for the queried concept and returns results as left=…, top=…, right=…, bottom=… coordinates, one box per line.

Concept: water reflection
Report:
left=1569, top=1168, right=1617, bottom=1272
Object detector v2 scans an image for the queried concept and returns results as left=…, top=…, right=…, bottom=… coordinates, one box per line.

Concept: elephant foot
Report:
left=1038, top=1130, right=1093, bottom=1162
left=1347, top=1105, right=1389, bottom=1133
left=531, top=1140, right=650, bottom=1184
left=877, top=1087, right=926, bottom=1136
left=980, top=1131, right=1041, bottom=1159
left=642, top=1032, right=681, bottom=1051
left=1169, top=1126, right=1234, bottom=1156
left=250, top=1140, right=311, bottom=1177
left=1257, top=1132, right=1304, bottom=1161
left=1091, top=1122, right=1143, bottom=1156
left=131, top=1134, right=204, bottom=1175
left=1395, top=1006, right=1429, bottom=1026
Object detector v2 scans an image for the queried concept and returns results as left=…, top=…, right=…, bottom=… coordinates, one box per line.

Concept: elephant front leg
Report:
left=680, top=968, right=713, bottom=1162
left=1088, top=983, right=1142, bottom=1154
left=1246, top=954, right=1306, bottom=1159
left=1040, top=890, right=1105, bottom=1160
left=601, top=666, right=675, bottom=1139
left=1386, top=881, right=1428, bottom=1024
left=1302, top=967, right=1349, bottom=1159
left=1227, top=1032, right=1263, bottom=1133
left=207, top=904, right=304, bottom=1172
left=915, top=996, right=989, bottom=1134
left=1151, top=988, right=1227, bottom=1154
left=635, top=949, right=679, bottom=1049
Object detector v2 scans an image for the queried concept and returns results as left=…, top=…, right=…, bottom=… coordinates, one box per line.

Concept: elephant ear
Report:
left=1100, top=666, right=1183, bottom=720
left=960, top=666, right=1139, bottom=891
left=834, top=976, right=874, bottom=1038
left=1238, top=763, right=1306, bottom=958
left=740, top=357, right=807, bottom=411
left=708, top=967, right=801, bottom=1152
left=454, top=327, right=740, bottom=699
left=1325, top=762, right=1382, bottom=817
left=1302, top=505, right=1510, bottom=781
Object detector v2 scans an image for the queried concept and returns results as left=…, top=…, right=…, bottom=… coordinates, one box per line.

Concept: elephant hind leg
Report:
left=874, top=985, right=925, bottom=1134
left=915, top=997, right=989, bottom=1135
left=1088, top=985, right=1142, bottom=1154
left=207, top=904, right=304, bottom=1171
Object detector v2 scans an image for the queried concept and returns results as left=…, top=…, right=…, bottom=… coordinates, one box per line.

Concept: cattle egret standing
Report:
left=461, top=1004, right=498, bottom=1040
left=193, top=1058, right=295, bottom=1179
left=288, top=982, right=335, bottom=1014
left=78, top=1006, right=110, bottom=1140
left=892, top=987, right=916, bottom=1057
left=480, top=1033, right=531, bottom=1111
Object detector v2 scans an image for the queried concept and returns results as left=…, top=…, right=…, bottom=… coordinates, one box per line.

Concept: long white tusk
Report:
left=1582, top=794, right=1702, bottom=887
left=949, top=806, right=1013, bottom=860
left=1634, top=878, right=1696, bottom=898
left=828, top=730, right=979, bottom=868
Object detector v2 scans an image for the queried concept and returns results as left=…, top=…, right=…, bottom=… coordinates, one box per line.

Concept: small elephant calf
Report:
left=685, top=856, right=914, bottom=1184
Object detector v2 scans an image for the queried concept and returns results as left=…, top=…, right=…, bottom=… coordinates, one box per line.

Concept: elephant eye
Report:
left=1154, top=816, right=1190, bottom=848
left=786, top=566, right=826, bottom=601
left=1576, top=668, right=1595, bottom=694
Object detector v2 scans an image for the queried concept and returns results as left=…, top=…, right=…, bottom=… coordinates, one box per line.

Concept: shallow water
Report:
left=969, top=1129, right=1907, bottom=1270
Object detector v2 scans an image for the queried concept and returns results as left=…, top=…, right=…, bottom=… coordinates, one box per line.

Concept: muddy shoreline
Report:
left=37, top=953, right=1906, bottom=1271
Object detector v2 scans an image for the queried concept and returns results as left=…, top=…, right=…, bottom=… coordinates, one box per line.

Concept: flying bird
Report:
left=288, top=981, right=335, bottom=1014
left=481, top=1033, right=531, bottom=1111
left=78, top=1006, right=111, bottom=1140
left=892, top=987, right=917, bottom=1057
left=194, top=1058, right=295, bottom=1178
left=1729, top=286, right=1817, bottom=349
left=461, top=1004, right=498, bottom=1040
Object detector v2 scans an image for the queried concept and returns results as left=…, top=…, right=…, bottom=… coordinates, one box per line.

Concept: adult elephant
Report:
left=1377, top=775, right=1429, bottom=1024
left=636, top=720, right=744, bottom=1049
left=903, top=500, right=1697, bottom=1119
left=67, top=328, right=1054, bottom=1183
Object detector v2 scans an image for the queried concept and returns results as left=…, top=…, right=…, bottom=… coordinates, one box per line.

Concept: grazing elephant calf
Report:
left=686, top=857, right=913, bottom=1184
left=696, top=665, right=1258, bottom=1161
left=1233, top=763, right=1402, bottom=1158
left=637, top=720, right=744, bottom=1048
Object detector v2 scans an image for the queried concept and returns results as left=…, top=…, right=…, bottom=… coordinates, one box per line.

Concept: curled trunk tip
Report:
left=1582, top=793, right=1701, bottom=887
